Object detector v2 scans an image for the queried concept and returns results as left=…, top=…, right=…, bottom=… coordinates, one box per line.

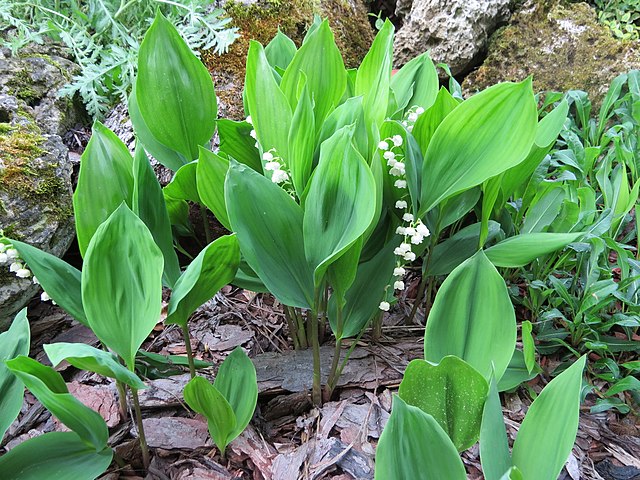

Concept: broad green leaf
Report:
left=424, top=250, right=517, bottom=381
left=326, top=239, right=362, bottom=311
left=328, top=238, right=397, bottom=339
left=73, top=121, right=134, bottom=256
left=431, top=188, right=482, bottom=233
left=390, top=52, right=439, bottom=113
left=164, top=161, right=200, bottom=204
left=512, top=356, right=587, bottom=480
left=6, top=356, right=109, bottom=450
left=303, top=126, right=377, bottom=287
left=420, top=80, right=537, bottom=215
left=498, top=349, right=542, bottom=392
left=183, top=376, right=236, bottom=455
left=399, top=357, right=488, bottom=451
left=245, top=41, right=292, bottom=161
left=225, top=162, right=314, bottom=308
left=412, top=87, right=459, bottom=158
left=485, top=232, right=582, bottom=267
left=265, top=29, right=297, bottom=71
left=166, top=235, right=240, bottom=326
left=288, top=76, right=315, bottom=197
left=374, top=396, right=466, bottom=480
left=315, top=96, right=368, bottom=162
left=197, top=148, right=231, bottom=230
left=7, top=240, right=86, bottom=325
left=499, top=467, right=524, bottom=480
left=427, top=221, right=500, bottom=276
left=137, top=12, right=216, bottom=161
left=0, top=431, right=112, bottom=480
left=521, top=321, right=536, bottom=374
left=521, top=187, right=565, bottom=233
left=44, top=343, right=145, bottom=390
left=133, top=147, right=180, bottom=287
left=355, top=20, right=394, bottom=146
left=232, top=259, right=269, bottom=293
left=82, top=204, right=163, bottom=370
left=129, top=86, right=186, bottom=171
left=480, top=375, right=512, bottom=480
left=606, top=376, right=640, bottom=396
left=213, top=347, right=258, bottom=439
left=217, top=119, right=262, bottom=172
left=280, top=20, right=346, bottom=127
left=0, top=309, right=30, bottom=441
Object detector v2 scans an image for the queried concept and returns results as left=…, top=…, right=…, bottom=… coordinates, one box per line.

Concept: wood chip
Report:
left=138, top=417, right=209, bottom=450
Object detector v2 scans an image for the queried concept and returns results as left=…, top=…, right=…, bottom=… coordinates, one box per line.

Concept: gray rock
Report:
left=0, top=44, right=88, bottom=136
left=394, top=0, right=512, bottom=76
left=0, top=93, right=75, bottom=329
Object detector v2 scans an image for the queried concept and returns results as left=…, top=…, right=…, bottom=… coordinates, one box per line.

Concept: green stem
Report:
left=407, top=233, right=438, bottom=325
left=372, top=310, right=383, bottom=341
left=132, top=388, right=150, bottom=470
left=181, top=323, right=196, bottom=379
left=310, top=289, right=322, bottom=406
left=284, top=307, right=301, bottom=350
left=332, top=327, right=367, bottom=389
left=324, top=301, right=344, bottom=401
left=291, top=307, right=308, bottom=349
left=116, top=380, right=128, bottom=420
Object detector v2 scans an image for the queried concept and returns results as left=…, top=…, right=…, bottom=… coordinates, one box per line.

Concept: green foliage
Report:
left=0, top=0, right=237, bottom=118
left=594, top=0, right=640, bottom=40
left=183, top=348, right=258, bottom=455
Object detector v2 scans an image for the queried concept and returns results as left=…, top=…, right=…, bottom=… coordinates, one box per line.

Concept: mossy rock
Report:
left=463, top=1, right=640, bottom=104
left=201, top=0, right=375, bottom=120
left=0, top=93, right=74, bottom=329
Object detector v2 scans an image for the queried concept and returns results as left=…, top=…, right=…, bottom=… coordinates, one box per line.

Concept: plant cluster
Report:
left=593, top=0, right=640, bottom=40
left=0, top=0, right=238, bottom=118
left=0, top=11, right=638, bottom=479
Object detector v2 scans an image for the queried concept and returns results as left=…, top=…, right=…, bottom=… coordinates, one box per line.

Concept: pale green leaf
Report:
left=485, top=232, right=582, bottom=267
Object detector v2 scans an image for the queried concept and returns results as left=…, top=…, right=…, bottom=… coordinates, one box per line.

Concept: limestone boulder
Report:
left=463, top=1, right=640, bottom=103
left=394, top=0, right=512, bottom=75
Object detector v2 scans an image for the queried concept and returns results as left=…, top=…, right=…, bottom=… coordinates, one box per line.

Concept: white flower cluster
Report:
left=401, top=105, right=425, bottom=133
left=0, top=243, right=55, bottom=303
left=262, top=149, right=290, bottom=184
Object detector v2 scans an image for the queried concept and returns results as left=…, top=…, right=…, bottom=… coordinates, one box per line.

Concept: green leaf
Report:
left=136, top=11, right=216, bottom=161
left=412, top=87, right=459, bottom=157
left=129, top=86, right=186, bottom=171
left=245, top=41, right=292, bottom=161
left=217, top=119, right=262, bottom=172
left=164, top=161, right=201, bottom=204
left=6, top=356, right=109, bottom=450
left=328, top=238, right=397, bottom=339
left=82, top=204, right=163, bottom=370
left=427, top=221, right=500, bottom=276
left=390, top=51, right=439, bottom=113
left=315, top=96, right=368, bottom=162
left=288, top=76, right=315, bottom=197
left=521, top=187, right=565, bottom=233
left=133, top=146, right=181, bottom=287
left=499, top=467, right=524, bottom=480
left=183, top=376, right=236, bottom=455
left=480, top=375, right=512, bottom=480
left=213, top=347, right=258, bottom=439
left=197, top=148, right=231, bottom=230
left=44, top=343, right=146, bottom=390
left=355, top=20, right=394, bottom=142
left=280, top=20, right=346, bottom=127
left=399, top=357, right=488, bottom=451
left=374, top=396, right=466, bottom=480
left=424, top=250, right=517, bottom=381
left=0, top=309, right=30, bottom=441
left=7, top=240, right=86, bottom=325
left=420, top=80, right=537, bottom=215
left=485, top=233, right=582, bottom=267
left=265, top=29, right=297, bottom=71
left=166, top=235, right=240, bottom=326
left=73, top=121, right=134, bottom=257
left=225, top=162, right=314, bottom=308
left=0, top=432, right=112, bottom=480
left=498, top=349, right=542, bottom=392
left=605, top=376, right=640, bottom=397
left=512, top=356, right=587, bottom=479
left=303, top=126, right=377, bottom=288
left=521, top=321, right=536, bottom=374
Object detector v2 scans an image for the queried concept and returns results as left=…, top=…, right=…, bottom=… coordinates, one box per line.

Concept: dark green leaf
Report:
left=485, top=233, right=582, bottom=267
left=197, top=148, right=231, bottom=230
left=480, top=375, right=512, bottom=480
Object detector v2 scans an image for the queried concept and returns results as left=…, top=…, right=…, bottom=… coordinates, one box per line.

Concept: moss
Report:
left=463, top=2, right=640, bottom=106
left=202, top=0, right=373, bottom=119
left=6, top=68, right=39, bottom=104
left=0, top=123, right=72, bottom=220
